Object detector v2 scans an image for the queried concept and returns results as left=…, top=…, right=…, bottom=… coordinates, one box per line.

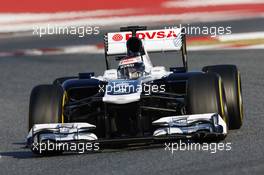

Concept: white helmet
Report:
left=117, top=56, right=145, bottom=79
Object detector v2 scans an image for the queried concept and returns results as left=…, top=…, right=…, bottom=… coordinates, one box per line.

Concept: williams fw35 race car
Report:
left=27, top=26, right=244, bottom=155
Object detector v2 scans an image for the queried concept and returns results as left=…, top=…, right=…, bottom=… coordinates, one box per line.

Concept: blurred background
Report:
left=0, top=1, right=264, bottom=175
left=0, top=0, right=263, bottom=53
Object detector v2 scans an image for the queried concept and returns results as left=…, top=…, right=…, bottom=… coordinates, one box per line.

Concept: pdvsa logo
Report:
left=112, top=34, right=123, bottom=41
left=125, top=30, right=177, bottom=40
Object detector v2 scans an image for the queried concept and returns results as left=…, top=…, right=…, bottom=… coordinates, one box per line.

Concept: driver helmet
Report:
left=117, top=56, right=145, bottom=79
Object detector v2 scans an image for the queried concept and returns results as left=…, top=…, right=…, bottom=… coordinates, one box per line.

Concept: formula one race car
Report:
left=27, top=26, right=244, bottom=154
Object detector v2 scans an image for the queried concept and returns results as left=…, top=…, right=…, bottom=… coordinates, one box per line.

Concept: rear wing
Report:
left=104, top=26, right=187, bottom=70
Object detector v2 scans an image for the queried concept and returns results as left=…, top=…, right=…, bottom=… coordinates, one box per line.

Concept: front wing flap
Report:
left=152, top=113, right=227, bottom=137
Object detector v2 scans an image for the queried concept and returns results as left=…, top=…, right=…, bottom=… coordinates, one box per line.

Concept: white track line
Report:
left=0, top=31, right=263, bottom=57
left=0, top=43, right=263, bottom=58
left=0, top=11, right=263, bottom=33
left=0, top=9, right=136, bottom=23
left=218, top=32, right=264, bottom=41
left=0, top=1, right=263, bottom=33
left=164, top=0, right=264, bottom=8
left=241, top=44, right=264, bottom=49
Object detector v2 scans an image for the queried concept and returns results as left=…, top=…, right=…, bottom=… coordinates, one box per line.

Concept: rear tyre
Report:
left=28, top=85, right=65, bottom=131
left=186, top=73, right=228, bottom=138
left=202, top=65, right=243, bottom=129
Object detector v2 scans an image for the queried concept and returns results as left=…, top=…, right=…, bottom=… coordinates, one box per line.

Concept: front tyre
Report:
left=202, top=65, right=243, bottom=129
left=28, top=85, right=65, bottom=131
left=186, top=73, right=229, bottom=128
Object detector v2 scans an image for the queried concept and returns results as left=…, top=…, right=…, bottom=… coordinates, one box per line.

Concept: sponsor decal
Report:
left=120, top=57, right=141, bottom=65
left=125, top=30, right=178, bottom=40
left=112, top=33, right=123, bottom=41
left=110, top=30, right=179, bottom=42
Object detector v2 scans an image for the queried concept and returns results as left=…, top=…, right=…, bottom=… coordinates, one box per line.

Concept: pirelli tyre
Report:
left=28, top=85, right=66, bottom=131
left=186, top=73, right=229, bottom=134
left=202, top=65, right=243, bottom=129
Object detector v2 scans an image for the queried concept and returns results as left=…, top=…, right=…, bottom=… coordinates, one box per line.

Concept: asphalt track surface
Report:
left=0, top=19, right=264, bottom=175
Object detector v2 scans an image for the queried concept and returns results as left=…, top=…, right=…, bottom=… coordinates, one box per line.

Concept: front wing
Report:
left=27, top=113, right=227, bottom=154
